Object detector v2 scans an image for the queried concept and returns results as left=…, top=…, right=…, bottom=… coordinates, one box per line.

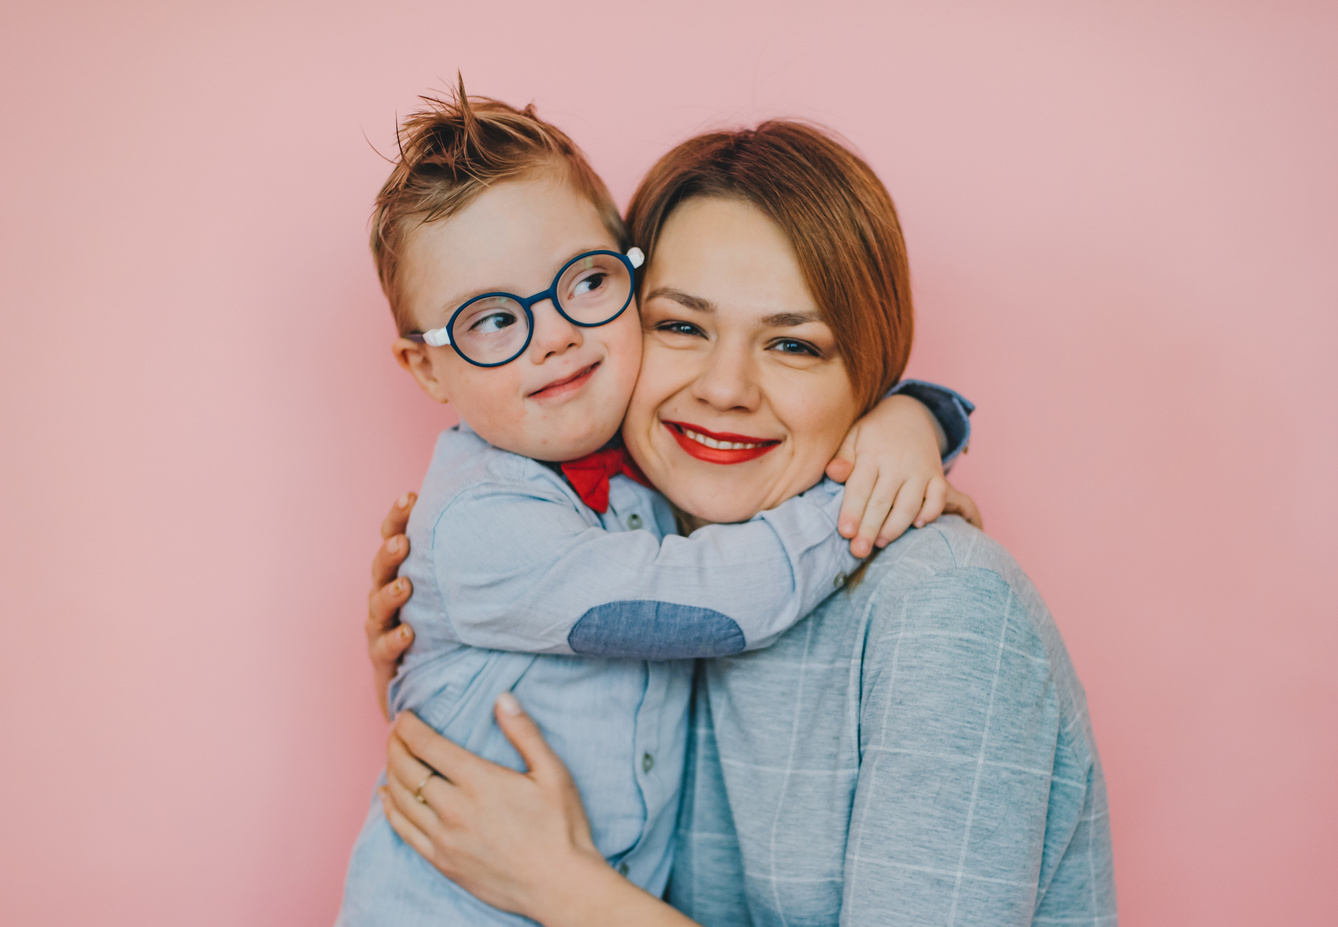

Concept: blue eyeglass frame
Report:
left=406, top=247, right=645, bottom=368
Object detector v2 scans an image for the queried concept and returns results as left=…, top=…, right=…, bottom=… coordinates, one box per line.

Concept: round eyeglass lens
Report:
left=451, top=295, right=530, bottom=365
left=555, top=253, right=633, bottom=325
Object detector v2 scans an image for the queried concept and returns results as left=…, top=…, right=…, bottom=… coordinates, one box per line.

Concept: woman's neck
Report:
left=671, top=505, right=714, bottom=536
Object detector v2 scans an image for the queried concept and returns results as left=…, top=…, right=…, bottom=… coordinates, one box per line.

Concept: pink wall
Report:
left=2, top=1, right=1335, bottom=923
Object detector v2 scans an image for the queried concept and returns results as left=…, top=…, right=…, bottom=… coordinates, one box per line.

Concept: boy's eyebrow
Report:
left=438, top=284, right=503, bottom=316
left=646, top=286, right=821, bottom=328
left=437, top=244, right=616, bottom=315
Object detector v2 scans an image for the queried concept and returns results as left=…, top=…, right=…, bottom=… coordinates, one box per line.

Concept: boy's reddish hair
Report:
left=371, top=79, right=625, bottom=332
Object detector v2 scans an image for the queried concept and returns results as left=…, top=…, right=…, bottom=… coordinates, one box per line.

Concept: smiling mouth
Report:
left=662, top=421, right=780, bottom=464
left=529, top=362, right=599, bottom=400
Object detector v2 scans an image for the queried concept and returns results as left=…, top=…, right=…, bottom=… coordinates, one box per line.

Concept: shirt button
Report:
left=642, top=752, right=654, bottom=773
left=833, top=571, right=848, bottom=588
left=617, top=861, right=630, bottom=876
left=626, top=513, right=643, bottom=529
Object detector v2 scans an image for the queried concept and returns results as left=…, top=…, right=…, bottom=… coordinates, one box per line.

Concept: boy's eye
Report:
left=769, top=338, right=822, bottom=357
left=570, top=271, right=609, bottom=298
left=466, top=308, right=521, bottom=334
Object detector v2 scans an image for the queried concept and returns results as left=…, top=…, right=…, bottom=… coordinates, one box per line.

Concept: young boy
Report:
left=336, top=89, right=973, bottom=926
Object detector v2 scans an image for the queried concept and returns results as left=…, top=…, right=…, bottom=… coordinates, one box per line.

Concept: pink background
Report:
left=2, top=1, right=1335, bottom=924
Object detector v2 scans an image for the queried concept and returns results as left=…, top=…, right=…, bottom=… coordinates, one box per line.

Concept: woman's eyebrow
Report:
left=646, top=286, right=715, bottom=313
left=762, top=311, right=821, bottom=327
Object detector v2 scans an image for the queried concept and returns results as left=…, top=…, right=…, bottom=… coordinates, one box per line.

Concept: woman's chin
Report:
left=669, top=486, right=767, bottom=527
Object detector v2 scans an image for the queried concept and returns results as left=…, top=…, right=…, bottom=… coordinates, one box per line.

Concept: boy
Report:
left=337, top=88, right=972, bottom=925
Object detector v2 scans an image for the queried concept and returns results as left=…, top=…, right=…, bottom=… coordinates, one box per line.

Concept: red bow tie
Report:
left=560, top=445, right=651, bottom=513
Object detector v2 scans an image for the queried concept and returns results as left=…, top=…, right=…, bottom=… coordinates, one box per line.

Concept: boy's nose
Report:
left=527, top=298, right=583, bottom=361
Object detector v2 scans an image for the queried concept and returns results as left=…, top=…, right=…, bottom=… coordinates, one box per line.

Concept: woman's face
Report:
left=622, top=196, right=860, bottom=526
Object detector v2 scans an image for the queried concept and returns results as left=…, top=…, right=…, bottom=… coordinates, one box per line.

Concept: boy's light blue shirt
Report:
left=338, top=382, right=973, bottom=926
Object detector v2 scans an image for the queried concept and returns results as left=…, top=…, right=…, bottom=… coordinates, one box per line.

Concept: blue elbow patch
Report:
left=568, top=601, right=746, bottom=659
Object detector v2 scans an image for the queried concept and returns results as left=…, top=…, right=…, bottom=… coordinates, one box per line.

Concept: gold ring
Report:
left=414, top=772, right=435, bottom=804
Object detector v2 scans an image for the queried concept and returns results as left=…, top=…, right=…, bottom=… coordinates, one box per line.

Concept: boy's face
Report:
left=393, top=173, right=642, bottom=462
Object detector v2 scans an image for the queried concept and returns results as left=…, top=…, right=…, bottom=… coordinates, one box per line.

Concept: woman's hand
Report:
left=381, top=701, right=600, bottom=918
left=943, top=481, right=984, bottom=531
left=825, top=394, right=956, bottom=556
left=367, top=492, right=417, bottom=720
left=381, top=700, right=696, bottom=927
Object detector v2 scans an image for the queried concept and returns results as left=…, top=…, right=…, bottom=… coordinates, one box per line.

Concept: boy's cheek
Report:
left=605, top=317, right=646, bottom=398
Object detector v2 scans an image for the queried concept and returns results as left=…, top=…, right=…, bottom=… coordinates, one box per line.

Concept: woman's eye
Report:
left=654, top=320, right=704, bottom=337
left=770, top=338, right=822, bottom=357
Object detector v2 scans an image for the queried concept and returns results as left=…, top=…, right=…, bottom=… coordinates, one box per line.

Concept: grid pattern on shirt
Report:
left=669, top=517, right=1117, bottom=927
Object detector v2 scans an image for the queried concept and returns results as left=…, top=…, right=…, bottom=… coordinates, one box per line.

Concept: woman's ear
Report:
left=392, top=338, right=452, bottom=404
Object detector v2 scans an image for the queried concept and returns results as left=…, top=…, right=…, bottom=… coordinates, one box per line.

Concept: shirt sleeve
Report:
left=887, top=379, right=975, bottom=469
left=427, top=477, right=861, bottom=659
left=839, top=567, right=1088, bottom=926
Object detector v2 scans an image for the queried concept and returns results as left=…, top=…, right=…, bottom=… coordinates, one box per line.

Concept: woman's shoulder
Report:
left=847, top=516, right=1084, bottom=707
left=855, top=516, right=1049, bottom=615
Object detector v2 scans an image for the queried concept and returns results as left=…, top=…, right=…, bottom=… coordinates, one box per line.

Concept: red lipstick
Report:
left=662, top=421, right=780, bottom=465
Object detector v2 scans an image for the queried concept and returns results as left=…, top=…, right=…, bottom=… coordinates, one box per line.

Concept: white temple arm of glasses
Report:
left=404, top=328, right=450, bottom=346
left=627, top=246, right=644, bottom=268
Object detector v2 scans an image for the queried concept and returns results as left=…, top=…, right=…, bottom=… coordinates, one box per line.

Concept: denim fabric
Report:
left=671, top=516, right=1116, bottom=926
left=889, top=379, right=975, bottom=468
left=570, top=602, right=747, bottom=659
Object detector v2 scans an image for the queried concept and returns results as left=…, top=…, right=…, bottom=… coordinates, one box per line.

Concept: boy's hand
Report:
left=367, top=492, right=418, bottom=720
left=825, top=394, right=953, bottom=557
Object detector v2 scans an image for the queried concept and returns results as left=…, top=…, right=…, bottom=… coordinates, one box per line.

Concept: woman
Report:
left=364, top=122, right=1116, bottom=925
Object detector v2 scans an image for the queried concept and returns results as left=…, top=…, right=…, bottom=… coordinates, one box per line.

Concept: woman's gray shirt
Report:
left=669, top=516, right=1117, bottom=926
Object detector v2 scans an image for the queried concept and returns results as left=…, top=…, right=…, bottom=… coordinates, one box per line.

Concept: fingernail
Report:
left=395, top=578, right=408, bottom=594
left=398, top=493, right=411, bottom=508
left=398, top=625, right=412, bottom=641
left=388, top=535, right=403, bottom=553
left=496, top=692, right=522, bottom=716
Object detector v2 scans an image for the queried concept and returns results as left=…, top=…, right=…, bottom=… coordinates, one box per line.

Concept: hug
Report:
left=340, top=84, right=1116, bottom=926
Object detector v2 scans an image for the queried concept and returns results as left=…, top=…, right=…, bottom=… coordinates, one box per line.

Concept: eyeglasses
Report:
left=406, top=247, right=645, bottom=368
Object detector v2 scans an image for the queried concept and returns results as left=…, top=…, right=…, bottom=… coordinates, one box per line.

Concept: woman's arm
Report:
left=381, top=703, right=699, bottom=927
left=840, top=568, right=1088, bottom=925
left=365, top=493, right=416, bottom=720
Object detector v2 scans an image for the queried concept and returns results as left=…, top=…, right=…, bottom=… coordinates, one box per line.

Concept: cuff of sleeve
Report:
left=887, top=379, right=975, bottom=469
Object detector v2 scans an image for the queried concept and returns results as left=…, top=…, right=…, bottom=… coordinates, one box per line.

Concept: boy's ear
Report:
left=392, top=338, right=452, bottom=404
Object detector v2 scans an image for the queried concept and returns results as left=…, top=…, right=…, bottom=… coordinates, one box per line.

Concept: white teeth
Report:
left=682, top=428, right=762, bottom=451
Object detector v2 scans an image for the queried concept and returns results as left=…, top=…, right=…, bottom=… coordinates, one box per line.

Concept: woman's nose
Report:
left=691, top=342, right=760, bottom=411
left=527, top=299, right=583, bottom=361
